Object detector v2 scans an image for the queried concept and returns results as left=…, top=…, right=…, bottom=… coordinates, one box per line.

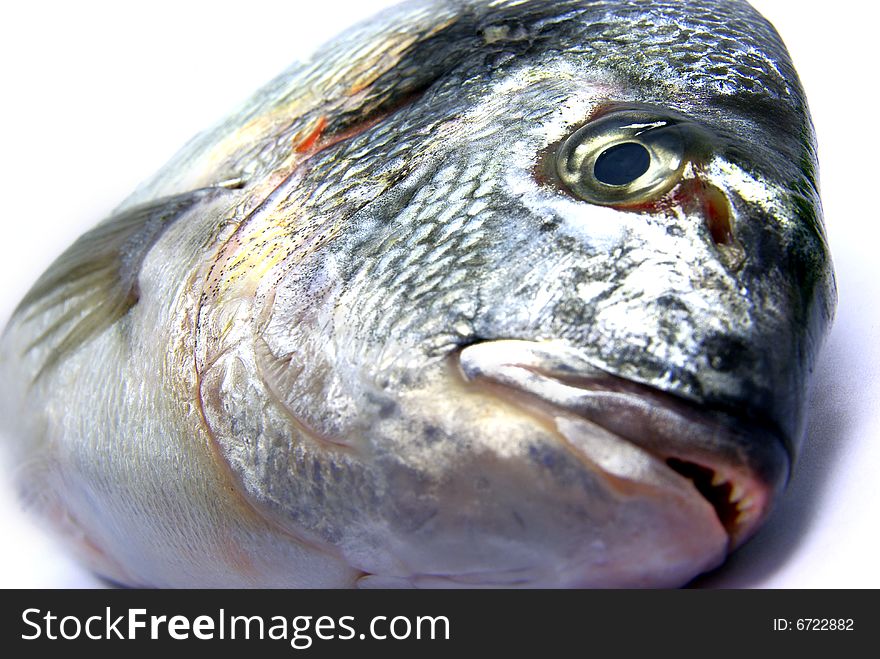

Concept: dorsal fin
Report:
left=16, top=185, right=236, bottom=379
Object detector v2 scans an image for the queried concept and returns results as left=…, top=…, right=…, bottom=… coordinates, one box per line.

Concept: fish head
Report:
left=200, top=0, right=835, bottom=587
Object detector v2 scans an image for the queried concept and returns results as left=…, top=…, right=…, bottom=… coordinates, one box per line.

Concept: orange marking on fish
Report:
left=294, top=116, right=328, bottom=153
left=304, top=89, right=427, bottom=160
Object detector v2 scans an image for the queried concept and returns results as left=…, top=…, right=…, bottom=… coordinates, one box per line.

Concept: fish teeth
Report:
left=735, top=506, right=758, bottom=526
left=728, top=481, right=745, bottom=504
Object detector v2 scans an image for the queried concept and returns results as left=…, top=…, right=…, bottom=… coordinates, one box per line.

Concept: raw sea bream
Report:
left=0, top=0, right=834, bottom=587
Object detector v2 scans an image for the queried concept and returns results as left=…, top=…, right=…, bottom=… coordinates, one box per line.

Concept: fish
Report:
left=0, top=0, right=835, bottom=588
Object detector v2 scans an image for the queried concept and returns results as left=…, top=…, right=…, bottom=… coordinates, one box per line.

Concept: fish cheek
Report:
left=195, top=339, right=376, bottom=553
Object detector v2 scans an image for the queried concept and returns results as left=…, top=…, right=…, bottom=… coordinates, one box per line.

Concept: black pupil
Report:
left=593, top=142, right=651, bottom=186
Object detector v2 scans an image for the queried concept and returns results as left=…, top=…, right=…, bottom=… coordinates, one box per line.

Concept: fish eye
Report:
left=555, top=109, right=701, bottom=206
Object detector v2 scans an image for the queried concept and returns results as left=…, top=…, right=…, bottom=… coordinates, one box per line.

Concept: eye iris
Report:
left=593, top=142, right=651, bottom=186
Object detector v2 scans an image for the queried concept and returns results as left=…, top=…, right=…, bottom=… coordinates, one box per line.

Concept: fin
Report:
left=16, top=185, right=235, bottom=379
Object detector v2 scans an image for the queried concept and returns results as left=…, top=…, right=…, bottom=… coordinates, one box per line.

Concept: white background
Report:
left=0, top=0, right=876, bottom=588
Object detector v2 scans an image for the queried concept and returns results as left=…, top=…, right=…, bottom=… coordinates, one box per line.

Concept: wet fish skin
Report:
left=0, top=0, right=834, bottom=587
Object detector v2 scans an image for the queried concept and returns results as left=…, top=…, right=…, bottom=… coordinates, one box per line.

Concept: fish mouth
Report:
left=457, top=340, right=789, bottom=551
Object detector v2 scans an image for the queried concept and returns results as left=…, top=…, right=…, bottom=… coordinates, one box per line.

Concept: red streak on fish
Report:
left=675, top=178, right=734, bottom=245
left=294, top=116, right=329, bottom=153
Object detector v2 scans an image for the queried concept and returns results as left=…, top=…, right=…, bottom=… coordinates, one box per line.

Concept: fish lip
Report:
left=456, top=339, right=790, bottom=549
